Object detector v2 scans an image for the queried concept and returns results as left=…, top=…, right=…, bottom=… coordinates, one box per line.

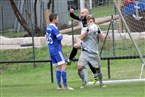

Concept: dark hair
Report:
left=49, top=13, right=58, bottom=22
left=87, top=16, right=95, bottom=22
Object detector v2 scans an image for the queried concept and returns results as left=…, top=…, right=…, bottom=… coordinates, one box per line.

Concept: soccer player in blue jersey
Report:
left=46, top=13, right=74, bottom=90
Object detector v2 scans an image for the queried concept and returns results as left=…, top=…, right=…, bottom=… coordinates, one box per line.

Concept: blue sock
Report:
left=56, top=70, right=61, bottom=87
left=61, top=69, right=67, bottom=87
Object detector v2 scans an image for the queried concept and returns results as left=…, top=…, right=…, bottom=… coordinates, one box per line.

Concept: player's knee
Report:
left=96, top=68, right=101, bottom=73
left=78, top=65, right=83, bottom=71
left=74, top=44, right=81, bottom=48
left=61, top=64, right=67, bottom=70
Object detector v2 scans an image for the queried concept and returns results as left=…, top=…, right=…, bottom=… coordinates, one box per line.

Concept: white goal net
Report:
left=85, top=0, right=145, bottom=84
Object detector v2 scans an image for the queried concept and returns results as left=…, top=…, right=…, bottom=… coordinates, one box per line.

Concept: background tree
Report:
left=10, top=0, right=32, bottom=36
left=10, top=0, right=55, bottom=36
left=45, top=0, right=54, bottom=26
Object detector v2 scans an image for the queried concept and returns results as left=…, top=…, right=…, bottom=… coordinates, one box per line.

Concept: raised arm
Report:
left=70, top=8, right=80, bottom=21
left=80, top=28, right=89, bottom=40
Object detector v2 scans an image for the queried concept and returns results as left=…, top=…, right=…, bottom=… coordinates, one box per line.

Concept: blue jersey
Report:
left=46, top=24, right=65, bottom=66
left=46, top=24, right=63, bottom=54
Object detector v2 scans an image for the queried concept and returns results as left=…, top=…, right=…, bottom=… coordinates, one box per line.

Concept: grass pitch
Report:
left=1, top=63, right=145, bottom=97
left=0, top=46, right=145, bottom=97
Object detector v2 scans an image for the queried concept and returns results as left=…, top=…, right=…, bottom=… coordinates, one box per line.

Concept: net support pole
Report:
left=117, top=0, right=123, bottom=33
left=140, top=64, right=145, bottom=79
left=71, top=20, right=75, bottom=46
left=114, top=0, right=145, bottom=79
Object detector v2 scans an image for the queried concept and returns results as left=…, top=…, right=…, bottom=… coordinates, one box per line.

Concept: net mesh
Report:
left=86, top=0, right=145, bottom=81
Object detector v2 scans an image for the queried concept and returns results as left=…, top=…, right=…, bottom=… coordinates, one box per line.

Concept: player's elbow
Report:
left=99, top=33, right=105, bottom=42
left=100, top=38, right=105, bottom=42
left=80, top=36, right=84, bottom=40
left=80, top=35, right=86, bottom=41
left=57, top=35, right=63, bottom=41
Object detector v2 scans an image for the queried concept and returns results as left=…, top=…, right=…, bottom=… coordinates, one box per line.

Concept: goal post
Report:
left=86, top=0, right=145, bottom=85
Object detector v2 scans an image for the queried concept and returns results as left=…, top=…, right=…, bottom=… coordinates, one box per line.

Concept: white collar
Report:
left=49, top=23, right=56, bottom=27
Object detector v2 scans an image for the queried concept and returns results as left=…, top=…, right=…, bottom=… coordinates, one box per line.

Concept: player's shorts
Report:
left=78, top=50, right=101, bottom=68
left=50, top=51, right=66, bottom=66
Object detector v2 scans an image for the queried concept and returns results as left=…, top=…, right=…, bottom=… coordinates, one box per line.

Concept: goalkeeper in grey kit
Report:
left=68, top=7, right=99, bottom=84
left=78, top=16, right=106, bottom=88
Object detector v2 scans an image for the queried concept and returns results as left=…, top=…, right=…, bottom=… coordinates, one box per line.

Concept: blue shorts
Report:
left=50, top=51, right=66, bottom=66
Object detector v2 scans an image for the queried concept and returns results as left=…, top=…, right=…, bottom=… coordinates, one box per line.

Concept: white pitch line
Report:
left=86, top=79, right=145, bottom=86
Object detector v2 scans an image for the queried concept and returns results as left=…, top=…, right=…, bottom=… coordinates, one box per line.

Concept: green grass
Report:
left=0, top=31, right=28, bottom=38
left=91, top=3, right=115, bottom=17
left=1, top=2, right=145, bottom=96
left=72, top=1, right=114, bottom=18
left=0, top=64, right=145, bottom=97
left=0, top=46, right=145, bottom=97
